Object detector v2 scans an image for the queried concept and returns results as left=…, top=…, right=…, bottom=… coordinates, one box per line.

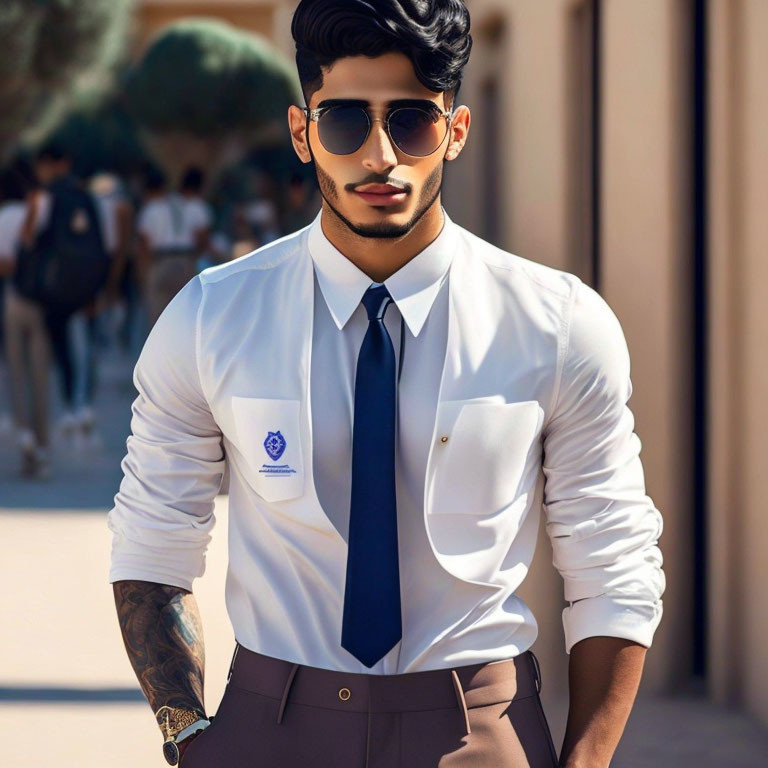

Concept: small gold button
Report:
left=440, top=435, right=449, bottom=443
left=338, top=687, right=351, bottom=701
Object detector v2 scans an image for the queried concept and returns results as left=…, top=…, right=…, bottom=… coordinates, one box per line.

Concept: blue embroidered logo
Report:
left=264, top=431, right=287, bottom=461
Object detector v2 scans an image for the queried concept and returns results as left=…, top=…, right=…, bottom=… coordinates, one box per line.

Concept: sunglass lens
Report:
left=389, top=108, right=444, bottom=156
left=317, top=106, right=370, bottom=155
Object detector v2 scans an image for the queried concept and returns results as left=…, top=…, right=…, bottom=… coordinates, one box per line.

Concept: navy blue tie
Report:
left=341, top=284, right=402, bottom=667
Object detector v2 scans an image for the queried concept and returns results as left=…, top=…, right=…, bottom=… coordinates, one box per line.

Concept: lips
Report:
left=354, top=184, right=406, bottom=194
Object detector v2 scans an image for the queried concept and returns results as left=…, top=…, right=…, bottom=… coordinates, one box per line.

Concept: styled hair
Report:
left=291, top=0, right=472, bottom=108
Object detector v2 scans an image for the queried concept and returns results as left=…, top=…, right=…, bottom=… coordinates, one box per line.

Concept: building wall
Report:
left=135, top=0, right=279, bottom=51
left=446, top=0, right=694, bottom=704
left=708, top=0, right=768, bottom=724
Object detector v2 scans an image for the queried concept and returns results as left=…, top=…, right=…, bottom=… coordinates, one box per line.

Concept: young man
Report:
left=108, top=2, right=665, bottom=766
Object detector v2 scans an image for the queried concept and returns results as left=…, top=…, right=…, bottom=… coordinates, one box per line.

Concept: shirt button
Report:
left=440, top=435, right=449, bottom=443
left=338, top=687, right=351, bottom=701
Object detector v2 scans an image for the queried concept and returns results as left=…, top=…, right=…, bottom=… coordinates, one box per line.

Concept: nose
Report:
left=361, top=117, right=398, bottom=173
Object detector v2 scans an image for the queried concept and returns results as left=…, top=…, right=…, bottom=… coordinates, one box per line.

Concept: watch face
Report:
left=162, top=740, right=180, bottom=766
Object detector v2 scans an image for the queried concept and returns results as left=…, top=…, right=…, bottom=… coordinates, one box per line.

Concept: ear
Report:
left=288, top=105, right=313, bottom=164
left=444, top=105, right=471, bottom=162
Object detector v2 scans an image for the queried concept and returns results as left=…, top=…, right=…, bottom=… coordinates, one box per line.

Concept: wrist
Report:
left=158, top=712, right=211, bottom=767
left=155, top=705, right=207, bottom=741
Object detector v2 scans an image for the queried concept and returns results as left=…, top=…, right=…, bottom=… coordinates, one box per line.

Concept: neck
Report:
left=320, top=199, right=445, bottom=283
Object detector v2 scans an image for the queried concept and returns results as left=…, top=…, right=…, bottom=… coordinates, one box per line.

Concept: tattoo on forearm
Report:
left=113, top=580, right=206, bottom=729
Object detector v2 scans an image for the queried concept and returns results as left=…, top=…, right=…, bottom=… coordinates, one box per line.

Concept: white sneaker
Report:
left=76, top=405, right=96, bottom=436
left=17, top=427, right=36, bottom=454
left=18, top=429, right=38, bottom=477
left=57, top=411, right=78, bottom=437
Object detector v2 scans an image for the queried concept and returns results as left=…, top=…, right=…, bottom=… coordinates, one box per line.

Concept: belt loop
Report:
left=227, top=643, right=240, bottom=684
left=276, top=663, right=300, bottom=725
left=450, top=669, right=472, bottom=735
left=529, top=650, right=542, bottom=694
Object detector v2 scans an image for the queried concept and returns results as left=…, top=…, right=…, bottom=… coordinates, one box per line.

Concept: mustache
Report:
left=345, top=175, right=411, bottom=193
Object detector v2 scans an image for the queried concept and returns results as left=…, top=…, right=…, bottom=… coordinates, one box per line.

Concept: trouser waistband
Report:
left=226, top=643, right=542, bottom=727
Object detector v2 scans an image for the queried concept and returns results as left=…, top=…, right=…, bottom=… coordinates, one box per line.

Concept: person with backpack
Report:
left=16, top=142, right=109, bottom=437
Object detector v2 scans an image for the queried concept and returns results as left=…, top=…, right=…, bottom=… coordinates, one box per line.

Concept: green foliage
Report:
left=124, top=18, right=301, bottom=138
left=46, top=89, right=150, bottom=179
left=0, top=0, right=134, bottom=159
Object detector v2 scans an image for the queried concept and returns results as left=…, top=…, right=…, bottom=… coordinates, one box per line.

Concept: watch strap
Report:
left=174, top=718, right=211, bottom=744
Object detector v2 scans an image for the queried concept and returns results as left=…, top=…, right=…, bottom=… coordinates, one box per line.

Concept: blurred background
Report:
left=0, top=1, right=767, bottom=766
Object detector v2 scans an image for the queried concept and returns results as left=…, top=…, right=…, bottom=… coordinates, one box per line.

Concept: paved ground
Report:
left=1, top=346, right=767, bottom=767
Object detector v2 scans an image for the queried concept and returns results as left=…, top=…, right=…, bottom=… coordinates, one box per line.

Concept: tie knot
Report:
left=361, top=284, right=393, bottom=321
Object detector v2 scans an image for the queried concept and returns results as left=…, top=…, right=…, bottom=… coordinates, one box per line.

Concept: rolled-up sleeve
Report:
left=107, top=276, right=225, bottom=591
left=542, top=279, right=665, bottom=654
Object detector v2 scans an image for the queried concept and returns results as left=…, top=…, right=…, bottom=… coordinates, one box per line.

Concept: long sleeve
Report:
left=107, top=276, right=225, bottom=591
left=541, top=279, right=665, bottom=654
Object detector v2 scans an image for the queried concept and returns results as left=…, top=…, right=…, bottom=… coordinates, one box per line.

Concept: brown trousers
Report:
left=182, top=644, right=560, bottom=768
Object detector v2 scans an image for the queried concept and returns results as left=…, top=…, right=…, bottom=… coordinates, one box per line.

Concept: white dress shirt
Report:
left=137, top=193, right=212, bottom=251
left=108, top=207, right=665, bottom=674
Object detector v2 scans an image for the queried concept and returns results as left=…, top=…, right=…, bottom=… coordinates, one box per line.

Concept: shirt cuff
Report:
left=562, top=593, right=663, bottom=654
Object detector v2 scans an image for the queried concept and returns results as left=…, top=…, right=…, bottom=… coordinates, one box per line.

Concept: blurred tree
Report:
left=123, top=18, right=301, bottom=185
left=0, top=0, right=134, bottom=161
left=45, top=86, right=149, bottom=180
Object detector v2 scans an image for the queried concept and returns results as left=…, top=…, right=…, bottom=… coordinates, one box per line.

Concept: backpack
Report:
left=13, top=175, right=109, bottom=315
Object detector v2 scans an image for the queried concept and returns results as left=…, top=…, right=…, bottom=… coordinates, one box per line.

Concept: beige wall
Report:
left=135, top=0, right=279, bottom=51
left=447, top=0, right=694, bottom=700
left=708, top=0, right=768, bottom=724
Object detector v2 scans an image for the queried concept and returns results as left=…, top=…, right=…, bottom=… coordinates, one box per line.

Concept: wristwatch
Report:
left=156, top=706, right=211, bottom=766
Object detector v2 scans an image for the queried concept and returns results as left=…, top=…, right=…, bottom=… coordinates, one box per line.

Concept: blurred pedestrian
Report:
left=0, top=159, right=52, bottom=477
left=137, top=166, right=214, bottom=326
left=18, top=142, right=109, bottom=439
left=62, top=171, right=134, bottom=438
left=279, top=172, right=317, bottom=235
left=242, top=169, right=280, bottom=245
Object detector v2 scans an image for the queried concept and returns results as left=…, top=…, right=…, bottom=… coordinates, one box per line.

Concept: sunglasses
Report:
left=303, top=99, right=454, bottom=157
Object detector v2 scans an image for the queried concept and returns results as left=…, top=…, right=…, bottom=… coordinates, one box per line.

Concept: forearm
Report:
left=112, top=580, right=206, bottom=736
left=559, top=635, right=647, bottom=768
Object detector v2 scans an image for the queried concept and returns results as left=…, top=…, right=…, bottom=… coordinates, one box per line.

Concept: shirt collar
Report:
left=308, top=206, right=456, bottom=337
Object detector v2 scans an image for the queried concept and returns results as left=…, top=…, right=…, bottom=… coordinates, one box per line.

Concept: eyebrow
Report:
left=315, top=98, right=441, bottom=110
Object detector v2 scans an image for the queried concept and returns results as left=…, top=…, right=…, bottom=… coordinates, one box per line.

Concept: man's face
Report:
left=290, top=52, right=465, bottom=240
left=35, top=158, right=69, bottom=187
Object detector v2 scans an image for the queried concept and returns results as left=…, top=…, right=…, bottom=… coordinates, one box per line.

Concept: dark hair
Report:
left=35, top=140, right=69, bottom=163
left=291, top=0, right=472, bottom=108
left=0, top=158, right=34, bottom=203
left=142, top=163, right=167, bottom=193
left=181, top=166, right=205, bottom=192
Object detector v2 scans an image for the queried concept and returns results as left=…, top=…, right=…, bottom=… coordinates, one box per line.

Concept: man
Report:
left=20, top=142, right=108, bottom=440
left=136, top=166, right=213, bottom=327
left=108, top=1, right=665, bottom=766
left=0, top=159, right=52, bottom=477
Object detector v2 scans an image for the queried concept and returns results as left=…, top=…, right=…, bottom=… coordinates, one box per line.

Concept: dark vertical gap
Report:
left=591, top=0, right=602, bottom=292
left=481, top=76, right=501, bottom=245
left=692, top=0, right=708, bottom=680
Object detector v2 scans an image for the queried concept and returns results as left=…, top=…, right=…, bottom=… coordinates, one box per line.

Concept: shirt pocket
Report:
left=430, top=399, right=541, bottom=516
left=230, top=397, right=305, bottom=502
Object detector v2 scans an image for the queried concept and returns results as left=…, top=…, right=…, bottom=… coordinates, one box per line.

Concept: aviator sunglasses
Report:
left=303, top=99, right=455, bottom=157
